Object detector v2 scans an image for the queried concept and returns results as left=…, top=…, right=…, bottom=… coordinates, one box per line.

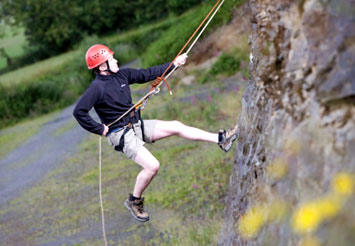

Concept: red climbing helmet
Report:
left=85, top=44, right=114, bottom=69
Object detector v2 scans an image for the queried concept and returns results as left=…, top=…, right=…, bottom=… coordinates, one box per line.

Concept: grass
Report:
left=0, top=74, right=245, bottom=245
left=0, top=16, right=177, bottom=88
left=200, top=48, right=249, bottom=83
left=0, top=3, right=249, bottom=242
left=141, top=0, right=246, bottom=67
left=0, top=50, right=80, bottom=88
left=52, top=118, right=77, bottom=137
left=0, top=17, right=178, bottom=129
left=0, top=23, right=28, bottom=70
left=0, top=0, right=246, bottom=129
left=0, top=110, right=60, bottom=159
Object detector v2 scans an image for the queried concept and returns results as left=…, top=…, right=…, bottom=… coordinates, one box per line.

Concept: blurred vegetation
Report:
left=0, top=0, right=246, bottom=129
left=142, top=0, right=245, bottom=67
left=201, top=48, right=249, bottom=83
left=0, top=23, right=27, bottom=72
left=1, top=0, right=203, bottom=58
left=0, top=77, right=244, bottom=245
left=0, top=18, right=176, bottom=129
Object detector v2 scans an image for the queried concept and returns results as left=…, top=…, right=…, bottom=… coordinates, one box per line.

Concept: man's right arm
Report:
left=73, top=84, right=105, bottom=135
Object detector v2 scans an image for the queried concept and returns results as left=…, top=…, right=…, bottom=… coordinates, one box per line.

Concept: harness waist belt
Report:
left=106, top=126, right=122, bottom=137
left=106, top=120, right=135, bottom=138
left=109, top=110, right=140, bottom=130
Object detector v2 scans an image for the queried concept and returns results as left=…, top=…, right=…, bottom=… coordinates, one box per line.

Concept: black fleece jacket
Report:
left=73, top=63, right=174, bottom=135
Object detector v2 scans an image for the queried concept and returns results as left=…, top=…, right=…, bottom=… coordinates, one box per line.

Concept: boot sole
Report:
left=223, top=134, right=238, bottom=152
left=124, top=200, right=150, bottom=222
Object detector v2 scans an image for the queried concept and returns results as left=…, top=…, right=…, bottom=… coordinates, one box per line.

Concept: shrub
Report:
left=0, top=51, right=91, bottom=128
left=141, top=0, right=246, bottom=67
left=210, top=52, right=241, bottom=76
left=3, top=0, right=203, bottom=58
left=0, top=0, right=246, bottom=129
left=201, top=48, right=249, bottom=83
left=0, top=17, right=175, bottom=128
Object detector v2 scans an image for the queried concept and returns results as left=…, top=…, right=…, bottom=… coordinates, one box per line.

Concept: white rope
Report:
left=164, top=0, right=225, bottom=80
left=99, top=136, right=108, bottom=246
left=186, top=0, right=225, bottom=54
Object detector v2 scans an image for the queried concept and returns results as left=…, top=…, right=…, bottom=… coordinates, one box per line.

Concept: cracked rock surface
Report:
left=219, top=0, right=355, bottom=245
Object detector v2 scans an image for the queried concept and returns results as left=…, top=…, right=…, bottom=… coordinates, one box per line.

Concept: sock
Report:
left=129, top=193, right=141, bottom=201
left=218, top=131, right=223, bottom=143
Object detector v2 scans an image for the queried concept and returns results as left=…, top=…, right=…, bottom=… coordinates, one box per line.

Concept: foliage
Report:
left=210, top=52, right=242, bottom=76
left=0, top=17, right=178, bottom=128
left=0, top=77, right=243, bottom=245
left=0, top=52, right=90, bottom=128
left=2, top=0, right=203, bottom=57
left=142, top=0, right=246, bottom=67
left=104, top=17, right=178, bottom=60
left=0, top=21, right=28, bottom=72
left=0, top=0, right=245, bottom=129
left=201, top=48, right=249, bottom=83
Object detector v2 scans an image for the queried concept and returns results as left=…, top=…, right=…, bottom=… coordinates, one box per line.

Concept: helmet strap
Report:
left=104, top=61, right=113, bottom=74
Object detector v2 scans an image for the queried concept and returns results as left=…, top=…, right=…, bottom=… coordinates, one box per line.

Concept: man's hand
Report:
left=174, top=53, right=188, bottom=67
left=102, top=124, right=109, bottom=136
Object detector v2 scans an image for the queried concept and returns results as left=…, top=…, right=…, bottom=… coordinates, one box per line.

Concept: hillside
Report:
left=0, top=3, right=249, bottom=245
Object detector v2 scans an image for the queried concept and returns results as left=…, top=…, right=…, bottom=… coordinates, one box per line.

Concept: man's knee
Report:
left=171, top=120, right=186, bottom=133
left=147, top=159, right=160, bottom=175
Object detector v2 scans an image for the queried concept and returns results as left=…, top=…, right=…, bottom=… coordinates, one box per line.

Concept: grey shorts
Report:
left=106, top=120, right=157, bottom=161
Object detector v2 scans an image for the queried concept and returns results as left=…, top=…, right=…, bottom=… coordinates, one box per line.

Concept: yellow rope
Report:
left=99, top=136, right=108, bottom=246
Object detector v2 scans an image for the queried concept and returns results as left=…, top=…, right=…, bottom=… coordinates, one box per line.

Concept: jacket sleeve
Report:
left=126, top=62, right=176, bottom=84
left=73, top=83, right=104, bottom=135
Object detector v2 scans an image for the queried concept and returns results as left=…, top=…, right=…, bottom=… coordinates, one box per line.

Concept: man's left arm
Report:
left=128, top=53, right=187, bottom=84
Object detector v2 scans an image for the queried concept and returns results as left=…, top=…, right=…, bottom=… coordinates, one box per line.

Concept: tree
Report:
left=2, top=0, right=203, bottom=56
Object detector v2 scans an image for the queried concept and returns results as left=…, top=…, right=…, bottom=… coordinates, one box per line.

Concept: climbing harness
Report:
left=98, top=0, right=225, bottom=244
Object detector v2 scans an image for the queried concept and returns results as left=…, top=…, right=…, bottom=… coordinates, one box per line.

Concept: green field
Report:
left=0, top=23, right=27, bottom=70
left=0, top=0, right=246, bottom=130
left=0, top=16, right=176, bottom=88
left=0, top=1, right=249, bottom=244
left=0, top=73, right=245, bottom=244
left=0, top=50, right=80, bottom=87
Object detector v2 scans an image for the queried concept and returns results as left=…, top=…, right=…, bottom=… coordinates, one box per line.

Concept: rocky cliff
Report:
left=219, top=0, right=355, bottom=245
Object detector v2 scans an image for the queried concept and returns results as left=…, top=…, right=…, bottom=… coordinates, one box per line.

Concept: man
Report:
left=73, top=44, right=238, bottom=222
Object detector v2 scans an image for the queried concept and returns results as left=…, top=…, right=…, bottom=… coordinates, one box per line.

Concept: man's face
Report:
left=107, top=55, right=119, bottom=73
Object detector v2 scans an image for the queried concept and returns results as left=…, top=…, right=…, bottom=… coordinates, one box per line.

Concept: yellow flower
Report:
left=238, top=200, right=288, bottom=238
left=332, top=172, right=354, bottom=196
left=317, top=196, right=341, bottom=218
left=292, top=202, right=321, bottom=233
left=238, top=205, right=268, bottom=238
left=292, top=196, right=342, bottom=234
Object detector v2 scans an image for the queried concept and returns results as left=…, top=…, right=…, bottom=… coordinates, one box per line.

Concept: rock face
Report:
left=219, top=0, right=355, bottom=245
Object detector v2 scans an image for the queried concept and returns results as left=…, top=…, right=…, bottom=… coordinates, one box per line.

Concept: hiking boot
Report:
left=218, top=125, right=239, bottom=152
left=124, top=194, right=150, bottom=222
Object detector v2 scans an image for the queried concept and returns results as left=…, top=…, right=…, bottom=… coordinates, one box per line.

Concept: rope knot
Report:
left=152, top=76, right=172, bottom=95
left=152, top=77, right=162, bottom=88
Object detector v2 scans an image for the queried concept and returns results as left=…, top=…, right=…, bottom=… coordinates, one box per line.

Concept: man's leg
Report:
left=133, top=146, right=160, bottom=198
left=131, top=120, right=219, bottom=198
left=152, top=120, right=218, bottom=143
left=151, top=120, right=239, bottom=152
left=124, top=146, right=159, bottom=222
